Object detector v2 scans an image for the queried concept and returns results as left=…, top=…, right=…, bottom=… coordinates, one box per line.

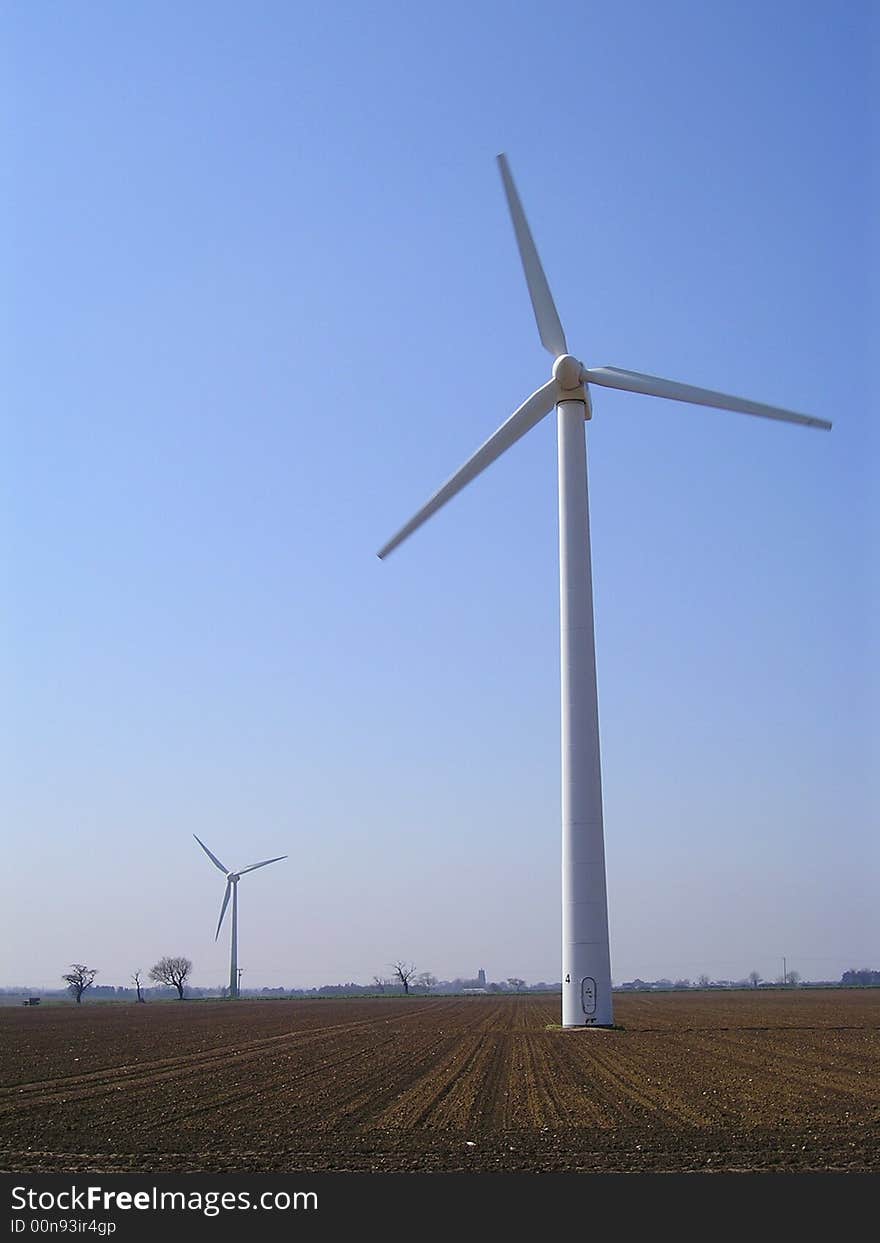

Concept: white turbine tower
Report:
left=193, top=834, right=287, bottom=998
left=378, top=154, right=830, bottom=1029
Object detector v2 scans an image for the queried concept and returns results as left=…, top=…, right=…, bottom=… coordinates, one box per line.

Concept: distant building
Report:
left=477, top=968, right=486, bottom=987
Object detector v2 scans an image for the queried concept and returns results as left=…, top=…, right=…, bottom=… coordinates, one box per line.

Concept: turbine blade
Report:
left=237, top=855, right=288, bottom=876
left=377, top=379, right=558, bottom=559
left=194, top=834, right=229, bottom=873
left=215, top=880, right=232, bottom=940
left=583, top=366, right=831, bottom=430
left=497, top=153, right=567, bottom=358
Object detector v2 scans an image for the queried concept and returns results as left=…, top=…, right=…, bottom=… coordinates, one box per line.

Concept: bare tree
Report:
left=748, top=971, right=762, bottom=989
left=392, top=960, right=417, bottom=995
left=150, top=956, right=192, bottom=1000
left=62, top=964, right=97, bottom=1004
left=507, top=977, right=526, bottom=991
left=132, top=970, right=146, bottom=1003
left=415, top=972, right=437, bottom=992
left=372, top=976, right=390, bottom=993
left=697, top=973, right=710, bottom=988
left=787, top=969, right=801, bottom=986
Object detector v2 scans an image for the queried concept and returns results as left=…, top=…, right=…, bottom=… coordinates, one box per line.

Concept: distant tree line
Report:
left=842, top=968, right=880, bottom=986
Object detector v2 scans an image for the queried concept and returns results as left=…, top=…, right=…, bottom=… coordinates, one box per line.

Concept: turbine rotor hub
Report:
left=553, top=354, right=585, bottom=391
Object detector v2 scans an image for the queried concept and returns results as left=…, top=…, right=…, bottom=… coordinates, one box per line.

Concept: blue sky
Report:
left=3, top=1, right=875, bottom=990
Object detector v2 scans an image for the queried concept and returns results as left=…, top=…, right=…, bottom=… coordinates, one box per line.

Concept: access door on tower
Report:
left=581, top=976, right=597, bottom=1017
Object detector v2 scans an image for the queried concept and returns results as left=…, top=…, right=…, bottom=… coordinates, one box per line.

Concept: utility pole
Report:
left=783, top=956, right=787, bottom=986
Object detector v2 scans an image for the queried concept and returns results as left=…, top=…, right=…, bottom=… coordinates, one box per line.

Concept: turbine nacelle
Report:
left=552, top=353, right=591, bottom=419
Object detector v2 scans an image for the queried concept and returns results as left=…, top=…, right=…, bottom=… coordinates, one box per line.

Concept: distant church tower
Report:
left=477, top=968, right=486, bottom=987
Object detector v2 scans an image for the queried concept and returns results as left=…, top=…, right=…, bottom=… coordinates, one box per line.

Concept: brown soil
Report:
left=1, top=991, right=877, bottom=1173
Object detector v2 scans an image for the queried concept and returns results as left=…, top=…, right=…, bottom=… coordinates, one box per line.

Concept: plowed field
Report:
left=1, top=991, right=877, bottom=1173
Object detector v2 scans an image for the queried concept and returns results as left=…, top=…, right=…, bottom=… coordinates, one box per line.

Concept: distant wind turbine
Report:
left=193, top=835, right=286, bottom=998
left=378, top=154, right=830, bottom=1028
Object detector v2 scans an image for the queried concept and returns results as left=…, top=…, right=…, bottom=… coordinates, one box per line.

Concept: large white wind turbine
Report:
left=193, top=835, right=287, bottom=998
left=378, top=154, right=830, bottom=1028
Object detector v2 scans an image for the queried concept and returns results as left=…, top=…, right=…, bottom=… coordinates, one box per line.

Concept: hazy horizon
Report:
left=4, top=3, right=875, bottom=996
left=4, top=967, right=870, bottom=995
